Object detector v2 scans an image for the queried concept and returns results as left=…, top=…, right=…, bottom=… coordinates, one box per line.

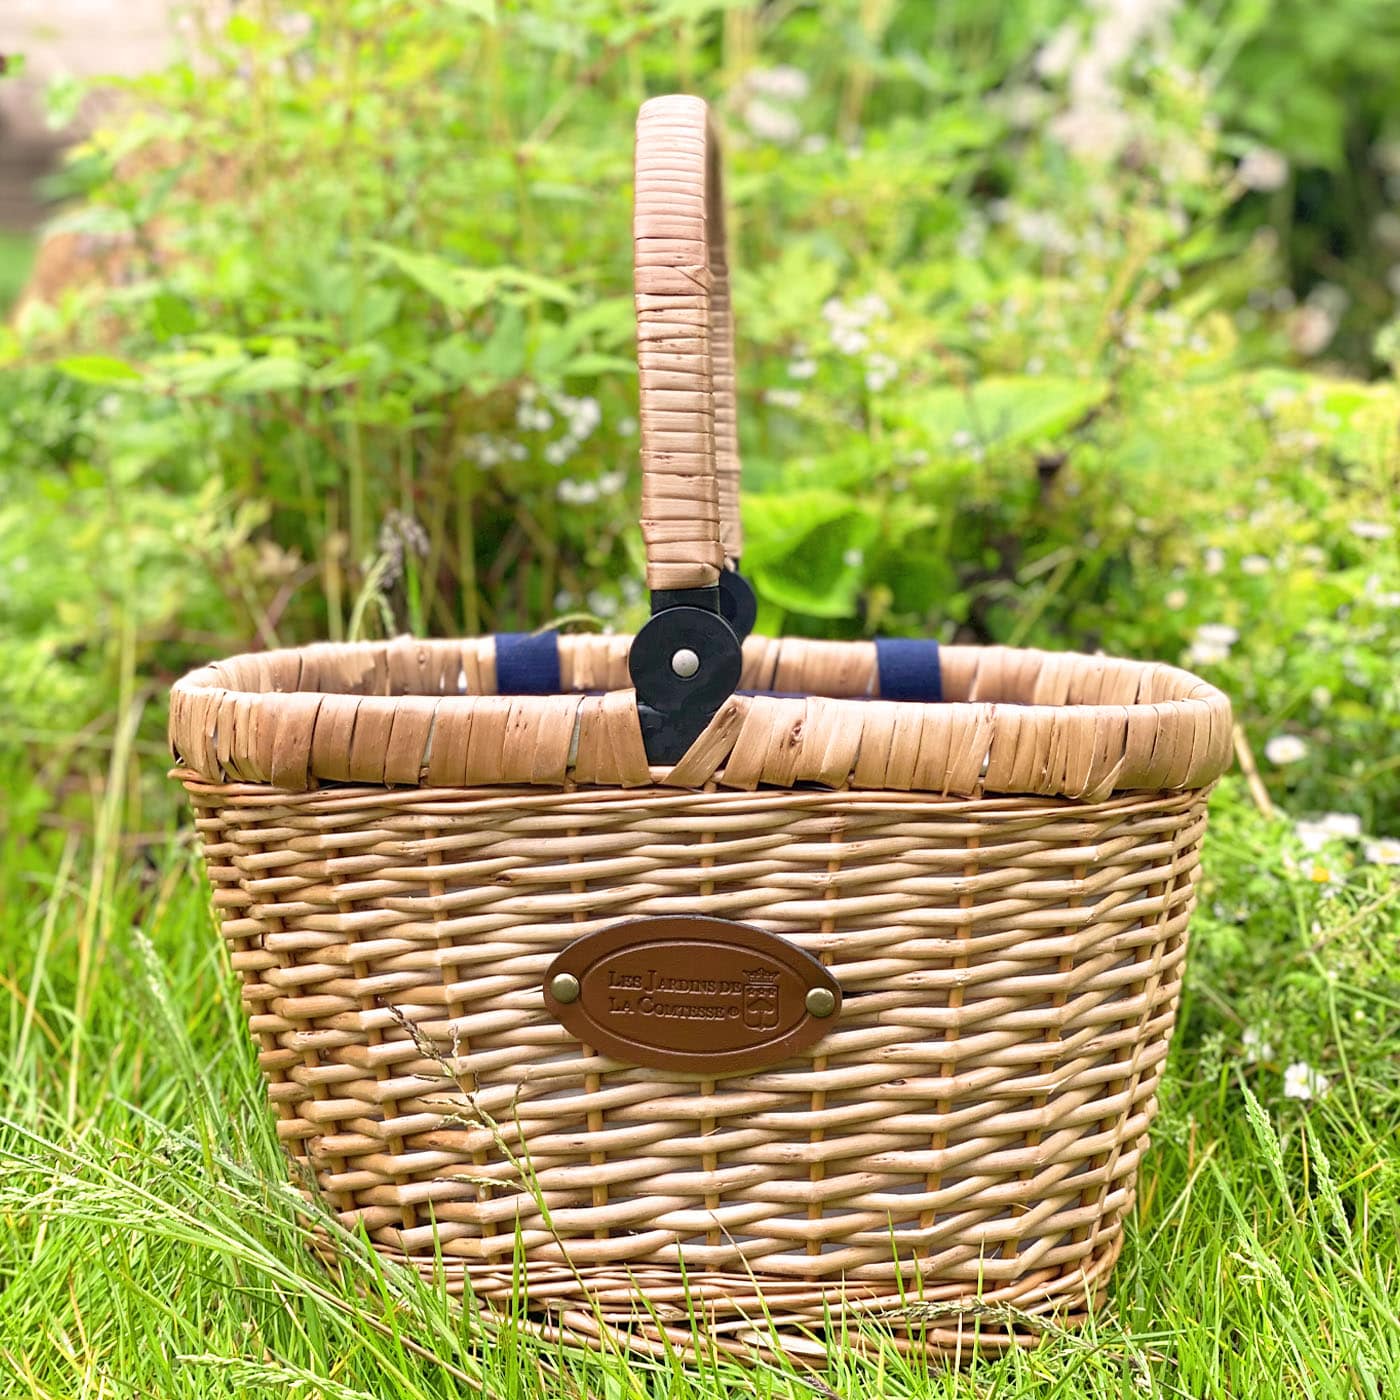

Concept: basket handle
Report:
left=634, top=94, right=743, bottom=591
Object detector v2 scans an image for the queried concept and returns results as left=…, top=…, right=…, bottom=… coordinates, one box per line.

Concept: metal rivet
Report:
left=550, top=973, right=581, bottom=1004
left=806, top=987, right=836, bottom=1019
left=670, top=647, right=700, bottom=679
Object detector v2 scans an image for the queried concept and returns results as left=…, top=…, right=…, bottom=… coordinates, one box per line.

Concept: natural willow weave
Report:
left=170, top=95, right=1232, bottom=1362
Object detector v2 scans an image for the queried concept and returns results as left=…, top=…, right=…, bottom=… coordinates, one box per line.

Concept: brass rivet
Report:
left=550, top=973, right=581, bottom=1004
left=806, top=987, right=836, bottom=1019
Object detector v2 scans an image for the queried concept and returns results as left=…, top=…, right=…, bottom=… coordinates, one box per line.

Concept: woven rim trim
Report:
left=168, top=634, right=1232, bottom=798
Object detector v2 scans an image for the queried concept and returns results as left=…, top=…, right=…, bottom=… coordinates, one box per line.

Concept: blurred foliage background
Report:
left=1, top=0, right=1396, bottom=827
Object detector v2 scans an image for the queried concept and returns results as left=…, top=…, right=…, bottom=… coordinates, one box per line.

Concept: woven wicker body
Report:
left=170, top=97, right=1231, bottom=1361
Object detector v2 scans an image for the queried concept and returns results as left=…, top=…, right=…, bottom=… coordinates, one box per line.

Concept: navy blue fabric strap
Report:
left=875, top=637, right=942, bottom=703
left=494, top=631, right=561, bottom=695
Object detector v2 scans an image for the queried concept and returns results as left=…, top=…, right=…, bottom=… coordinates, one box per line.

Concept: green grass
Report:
left=0, top=730, right=1396, bottom=1397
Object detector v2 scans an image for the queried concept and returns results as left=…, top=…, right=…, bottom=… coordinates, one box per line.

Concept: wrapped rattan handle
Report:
left=634, top=95, right=743, bottom=591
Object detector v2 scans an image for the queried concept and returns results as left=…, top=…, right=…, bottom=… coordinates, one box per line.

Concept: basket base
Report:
left=310, top=1231, right=1122, bottom=1366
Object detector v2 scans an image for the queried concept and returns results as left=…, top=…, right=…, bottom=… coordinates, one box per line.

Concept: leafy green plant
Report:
left=2, top=0, right=1395, bottom=827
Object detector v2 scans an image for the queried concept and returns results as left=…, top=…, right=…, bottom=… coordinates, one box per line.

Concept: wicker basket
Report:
left=170, top=95, right=1233, bottom=1362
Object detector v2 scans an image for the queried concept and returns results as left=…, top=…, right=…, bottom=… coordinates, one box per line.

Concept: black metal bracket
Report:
left=718, top=565, right=757, bottom=640
left=631, top=583, right=743, bottom=765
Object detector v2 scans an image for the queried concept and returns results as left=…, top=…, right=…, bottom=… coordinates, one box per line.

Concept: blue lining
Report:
left=494, top=631, right=561, bottom=694
left=874, top=637, right=942, bottom=703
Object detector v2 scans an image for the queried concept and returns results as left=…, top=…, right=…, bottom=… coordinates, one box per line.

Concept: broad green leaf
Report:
left=357, top=287, right=403, bottom=338
left=151, top=292, right=198, bottom=339
left=218, top=356, right=308, bottom=396
left=369, top=244, right=576, bottom=315
left=893, top=375, right=1109, bottom=450
left=55, top=355, right=143, bottom=386
left=743, top=490, right=878, bottom=619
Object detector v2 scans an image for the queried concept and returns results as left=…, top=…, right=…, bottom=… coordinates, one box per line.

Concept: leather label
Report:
left=543, top=915, right=841, bottom=1073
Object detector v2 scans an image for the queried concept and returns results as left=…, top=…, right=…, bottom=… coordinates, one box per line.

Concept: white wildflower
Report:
left=1295, top=813, right=1362, bottom=852
left=1241, top=1027, right=1274, bottom=1064
left=1044, top=0, right=1178, bottom=162
left=1349, top=520, right=1394, bottom=541
left=586, top=587, right=618, bottom=619
left=1310, top=283, right=1350, bottom=317
left=1364, top=837, right=1400, bottom=866
left=544, top=440, right=571, bottom=467
left=556, top=478, right=600, bottom=506
left=743, top=98, right=801, bottom=145
left=842, top=547, right=865, bottom=568
left=1012, top=209, right=1077, bottom=256
left=1374, top=212, right=1400, bottom=249
left=508, top=442, right=527, bottom=461
left=1185, top=622, right=1239, bottom=667
left=745, top=65, right=810, bottom=102
left=616, top=415, right=637, bottom=437
left=1264, top=734, right=1308, bottom=766
left=1237, top=146, right=1289, bottom=192
left=787, top=357, right=817, bottom=380
left=1002, top=85, right=1050, bottom=129
left=765, top=387, right=802, bottom=409
left=854, top=293, right=889, bottom=322
left=1241, top=554, right=1271, bottom=576
left=1310, top=686, right=1332, bottom=709
left=565, top=395, right=601, bottom=438
left=1049, top=103, right=1134, bottom=162
left=800, top=134, right=829, bottom=156
left=517, top=403, right=553, bottom=432
left=1035, top=23, right=1080, bottom=79
left=864, top=352, right=898, bottom=392
left=823, top=295, right=886, bottom=333
left=1164, top=588, right=1187, bottom=610
left=472, top=436, right=504, bottom=468
left=831, top=325, right=868, bottom=356
left=1283, top=1061, right=1330, bottom=1101
left=1203, top=546, right=1225, bottom=576
left=1288, top=304, right=1337, bottom=357
left=1187, top=639, right=1230, bottom=666
left=597, top=469, right=626, bottom=495
left=950, top=429, right=975, bottom=451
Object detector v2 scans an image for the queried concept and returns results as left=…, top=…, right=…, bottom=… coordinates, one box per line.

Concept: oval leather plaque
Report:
left=543, top=916, right=841, bottom=1073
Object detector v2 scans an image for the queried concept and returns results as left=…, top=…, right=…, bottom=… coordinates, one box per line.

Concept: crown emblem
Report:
left=743, top=967, right=780, bottom=986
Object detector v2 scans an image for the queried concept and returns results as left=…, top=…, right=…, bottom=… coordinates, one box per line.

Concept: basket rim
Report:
left=168, top=633, right=1232, bottom=801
